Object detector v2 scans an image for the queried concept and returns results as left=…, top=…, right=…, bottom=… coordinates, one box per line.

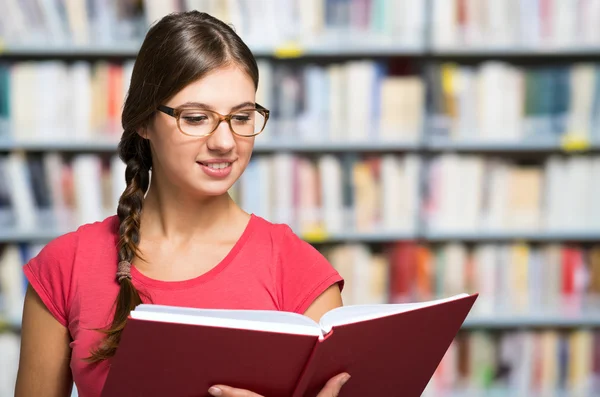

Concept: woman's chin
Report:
left=189, top=181, right=234, bottom=198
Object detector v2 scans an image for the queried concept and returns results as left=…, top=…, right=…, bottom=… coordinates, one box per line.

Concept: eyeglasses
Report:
left=157, top=103, right=270, bottom=138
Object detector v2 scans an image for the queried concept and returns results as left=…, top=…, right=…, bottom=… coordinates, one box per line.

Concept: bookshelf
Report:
left=1, top=1, right=600, bottom=396
left=5, top=139, right=600, bottom=154
left=0, top=139, right=422, bottom=153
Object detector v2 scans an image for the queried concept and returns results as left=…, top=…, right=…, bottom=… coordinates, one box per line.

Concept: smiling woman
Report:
left=15, top=11, right=347, bottom=397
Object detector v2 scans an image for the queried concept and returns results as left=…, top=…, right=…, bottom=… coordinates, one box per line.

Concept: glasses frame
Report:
left=157, top=103, right=270, bottom=138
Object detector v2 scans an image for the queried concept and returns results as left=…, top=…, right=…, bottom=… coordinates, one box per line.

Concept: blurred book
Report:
left=431, top=0, right=600, bottom=50
left=0, top=0, right=426, bottom=49
left=423, top=154, right=600, bottom=233
left=424, top=328, right=600, bottom=397
left=427, top=62, right=600, bottom=143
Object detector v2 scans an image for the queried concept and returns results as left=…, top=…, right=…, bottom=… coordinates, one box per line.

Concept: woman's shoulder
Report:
left=249, top=214, right=308, bottom=249
left=41, top=215, right=119, bottom=255
left=250, top=214, right=313, bottom=239
left=22, top=215, right=119, bottom=327
left=248, top=215, right=344, bottom=313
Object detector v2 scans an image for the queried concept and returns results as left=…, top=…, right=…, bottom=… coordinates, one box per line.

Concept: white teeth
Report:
left=205, top=162, right=231, bottom=170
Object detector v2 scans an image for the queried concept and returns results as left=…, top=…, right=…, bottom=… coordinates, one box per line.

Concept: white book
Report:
left=473, top=244, right=498, bottom=315
left=459, top=156, right=483, bottom=231
left=380, top=155, right=404, bottom=231
left=486, top=0, right=511, bottom=47
left=318, top=155, right=343, bottom=233
left=465, top=0, right=483, bottom=47
left=582, top=0, right=600, bottom=46
left=73, top=155, right=104, bottom=226
left=520, top=0, right=541, bottom=48
left=567, top=64, right=596, bottom=140
left=401, top=0, right=425, bottom=47
left=442, top=243, right=467, bottom=297
left=456, top=67, right=477, bottom=140
left=43, top=153, right=71, bottom=230
left=272, top=153, right=294, bottom=227
left=257, top=156, right=272, bottom=221
left=436, top=154, right=461, bottom=231
left=35, top=0, right=69, bottom=44
left=71, top=62, right=93, bottom=140
left=590, top=157, right=600, bottom=231
left=239, top=159, right=262, bottom=218
left=0, top=333, right=20, bottom=397
left=327, top=64, right=344, bottom=141
left=5, top=152, right=37, bottom=230
left=110, top=155, right=127, bottom=217
left=542, top=156, right=562, bottom=231
left=345, top=61, right=374, bottom=141
left=143, top=0, right=180, bottom=26
left=565, top=156, right=591, bottom=231
left=552, top=0, right=576, bottom=48
left=431, top=0, right=457, bottom=48
left=11, top=64, right=36, bottom=141
left=297, top=0, right=323, bottom=43
left=482, top=160, right=509, bottom=231
left=64, top=0, right=90, bottom=45
left=0, top=245, right=26, bottom=325
left=348, top=244, right=374, bottom=305
left=298, top=65, right=328, bottom=142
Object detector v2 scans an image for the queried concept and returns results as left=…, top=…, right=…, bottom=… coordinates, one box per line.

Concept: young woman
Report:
left=15, top=11, right=349, bottom=397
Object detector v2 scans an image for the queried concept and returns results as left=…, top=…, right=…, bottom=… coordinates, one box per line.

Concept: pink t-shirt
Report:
left=23, top=214, right=343, bottom=397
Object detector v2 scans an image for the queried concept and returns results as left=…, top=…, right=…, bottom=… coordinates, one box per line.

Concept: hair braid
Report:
left=87, top=138, right=150, bottom=362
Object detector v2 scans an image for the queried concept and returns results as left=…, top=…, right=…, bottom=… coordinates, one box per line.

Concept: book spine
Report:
left=291, top=331, right=334, bottom=397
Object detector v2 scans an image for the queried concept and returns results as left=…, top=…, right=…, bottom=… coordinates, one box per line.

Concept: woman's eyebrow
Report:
left=178, top=101, right=256, bottom=111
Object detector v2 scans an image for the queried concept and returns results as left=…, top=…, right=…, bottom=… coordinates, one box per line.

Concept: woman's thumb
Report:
left=316, top=373, right=351, bottom=397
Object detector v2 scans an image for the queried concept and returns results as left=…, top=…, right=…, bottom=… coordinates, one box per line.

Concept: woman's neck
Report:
left=139, top=177, right=244, bottom=243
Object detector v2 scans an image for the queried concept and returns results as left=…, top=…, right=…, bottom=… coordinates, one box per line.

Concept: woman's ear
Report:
left=136, top=126, right=149, bottom=140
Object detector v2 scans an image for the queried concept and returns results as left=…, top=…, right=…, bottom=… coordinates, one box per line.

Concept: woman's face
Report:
left=144, top=64, right=257, bottom=199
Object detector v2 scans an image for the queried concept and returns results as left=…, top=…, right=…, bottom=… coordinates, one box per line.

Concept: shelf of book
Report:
left=4, top=139, right=600, bottom=154
left=0, top=229, right=73, bottom=244
left=424, top=231, right=600, bottom=243
left=0, top=43, right=425, bottom=59
left=0, top=140, right=422, bottom=153
left=5, top=45, right=600, bottom=60
left=4, top=228, right=600, bottom=244
left=425, top=139, right=600, bottom=154
left=429, top=47, right=600, bottom=58
left=463, top=314, right=600, bottom=329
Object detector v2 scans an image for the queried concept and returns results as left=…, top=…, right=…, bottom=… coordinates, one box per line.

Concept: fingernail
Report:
left=340, top=374, right=351, bottom=386
left=208, top=386, right=222, bottom=396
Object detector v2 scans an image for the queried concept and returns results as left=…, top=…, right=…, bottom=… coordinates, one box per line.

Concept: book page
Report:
left=131, top=304, right=323, bottom=337
left=319, top=293, right=470, bottom=334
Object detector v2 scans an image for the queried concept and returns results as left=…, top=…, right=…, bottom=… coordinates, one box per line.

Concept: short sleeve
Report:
left=22, top=231, right=78, bottom=327
left=277, top=225, right=344, bottom=314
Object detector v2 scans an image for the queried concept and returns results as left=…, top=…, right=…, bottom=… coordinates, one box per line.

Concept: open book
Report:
left=101, top=293, right=478, bottom=397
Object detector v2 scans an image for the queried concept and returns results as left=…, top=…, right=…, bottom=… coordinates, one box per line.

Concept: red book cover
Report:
left=101, top=294, right=478, bottom=397
left=293, top=294, right=477, bottom=397
left=101, top=318, right=318, bottom=397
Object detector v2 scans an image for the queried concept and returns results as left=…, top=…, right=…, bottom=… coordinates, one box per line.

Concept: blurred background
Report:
left=1, top=0, right=600, bottom=396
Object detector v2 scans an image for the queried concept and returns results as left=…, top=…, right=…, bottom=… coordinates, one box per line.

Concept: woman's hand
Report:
left=207, top=372, right=350, bottom=397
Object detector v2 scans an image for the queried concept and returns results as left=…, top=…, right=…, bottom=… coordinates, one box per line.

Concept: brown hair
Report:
left=88, top=11, right=259, bottom=362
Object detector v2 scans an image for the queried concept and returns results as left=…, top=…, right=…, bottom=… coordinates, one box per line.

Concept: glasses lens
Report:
left=178, top=109, right=219, bottom=136
left=230, top=110, right=266, bottom=136
left=178, top=108, right=266, bottom=137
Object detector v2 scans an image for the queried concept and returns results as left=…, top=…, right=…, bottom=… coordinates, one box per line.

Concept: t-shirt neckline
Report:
left=126, top=214, right=257, bottom=290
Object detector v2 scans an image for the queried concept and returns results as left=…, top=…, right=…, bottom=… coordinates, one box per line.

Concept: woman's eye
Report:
left=232, top=114, right=251, bottom=123
left=183, top=115, right=208, bottom=123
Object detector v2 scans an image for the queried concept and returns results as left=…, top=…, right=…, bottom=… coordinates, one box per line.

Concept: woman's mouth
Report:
left=197, top=161, right=233, bottom=178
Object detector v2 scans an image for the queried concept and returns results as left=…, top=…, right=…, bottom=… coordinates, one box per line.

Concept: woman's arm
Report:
left=15, top=285, right=73, bottom=397
left=303, top=284, right=343, bottom=323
